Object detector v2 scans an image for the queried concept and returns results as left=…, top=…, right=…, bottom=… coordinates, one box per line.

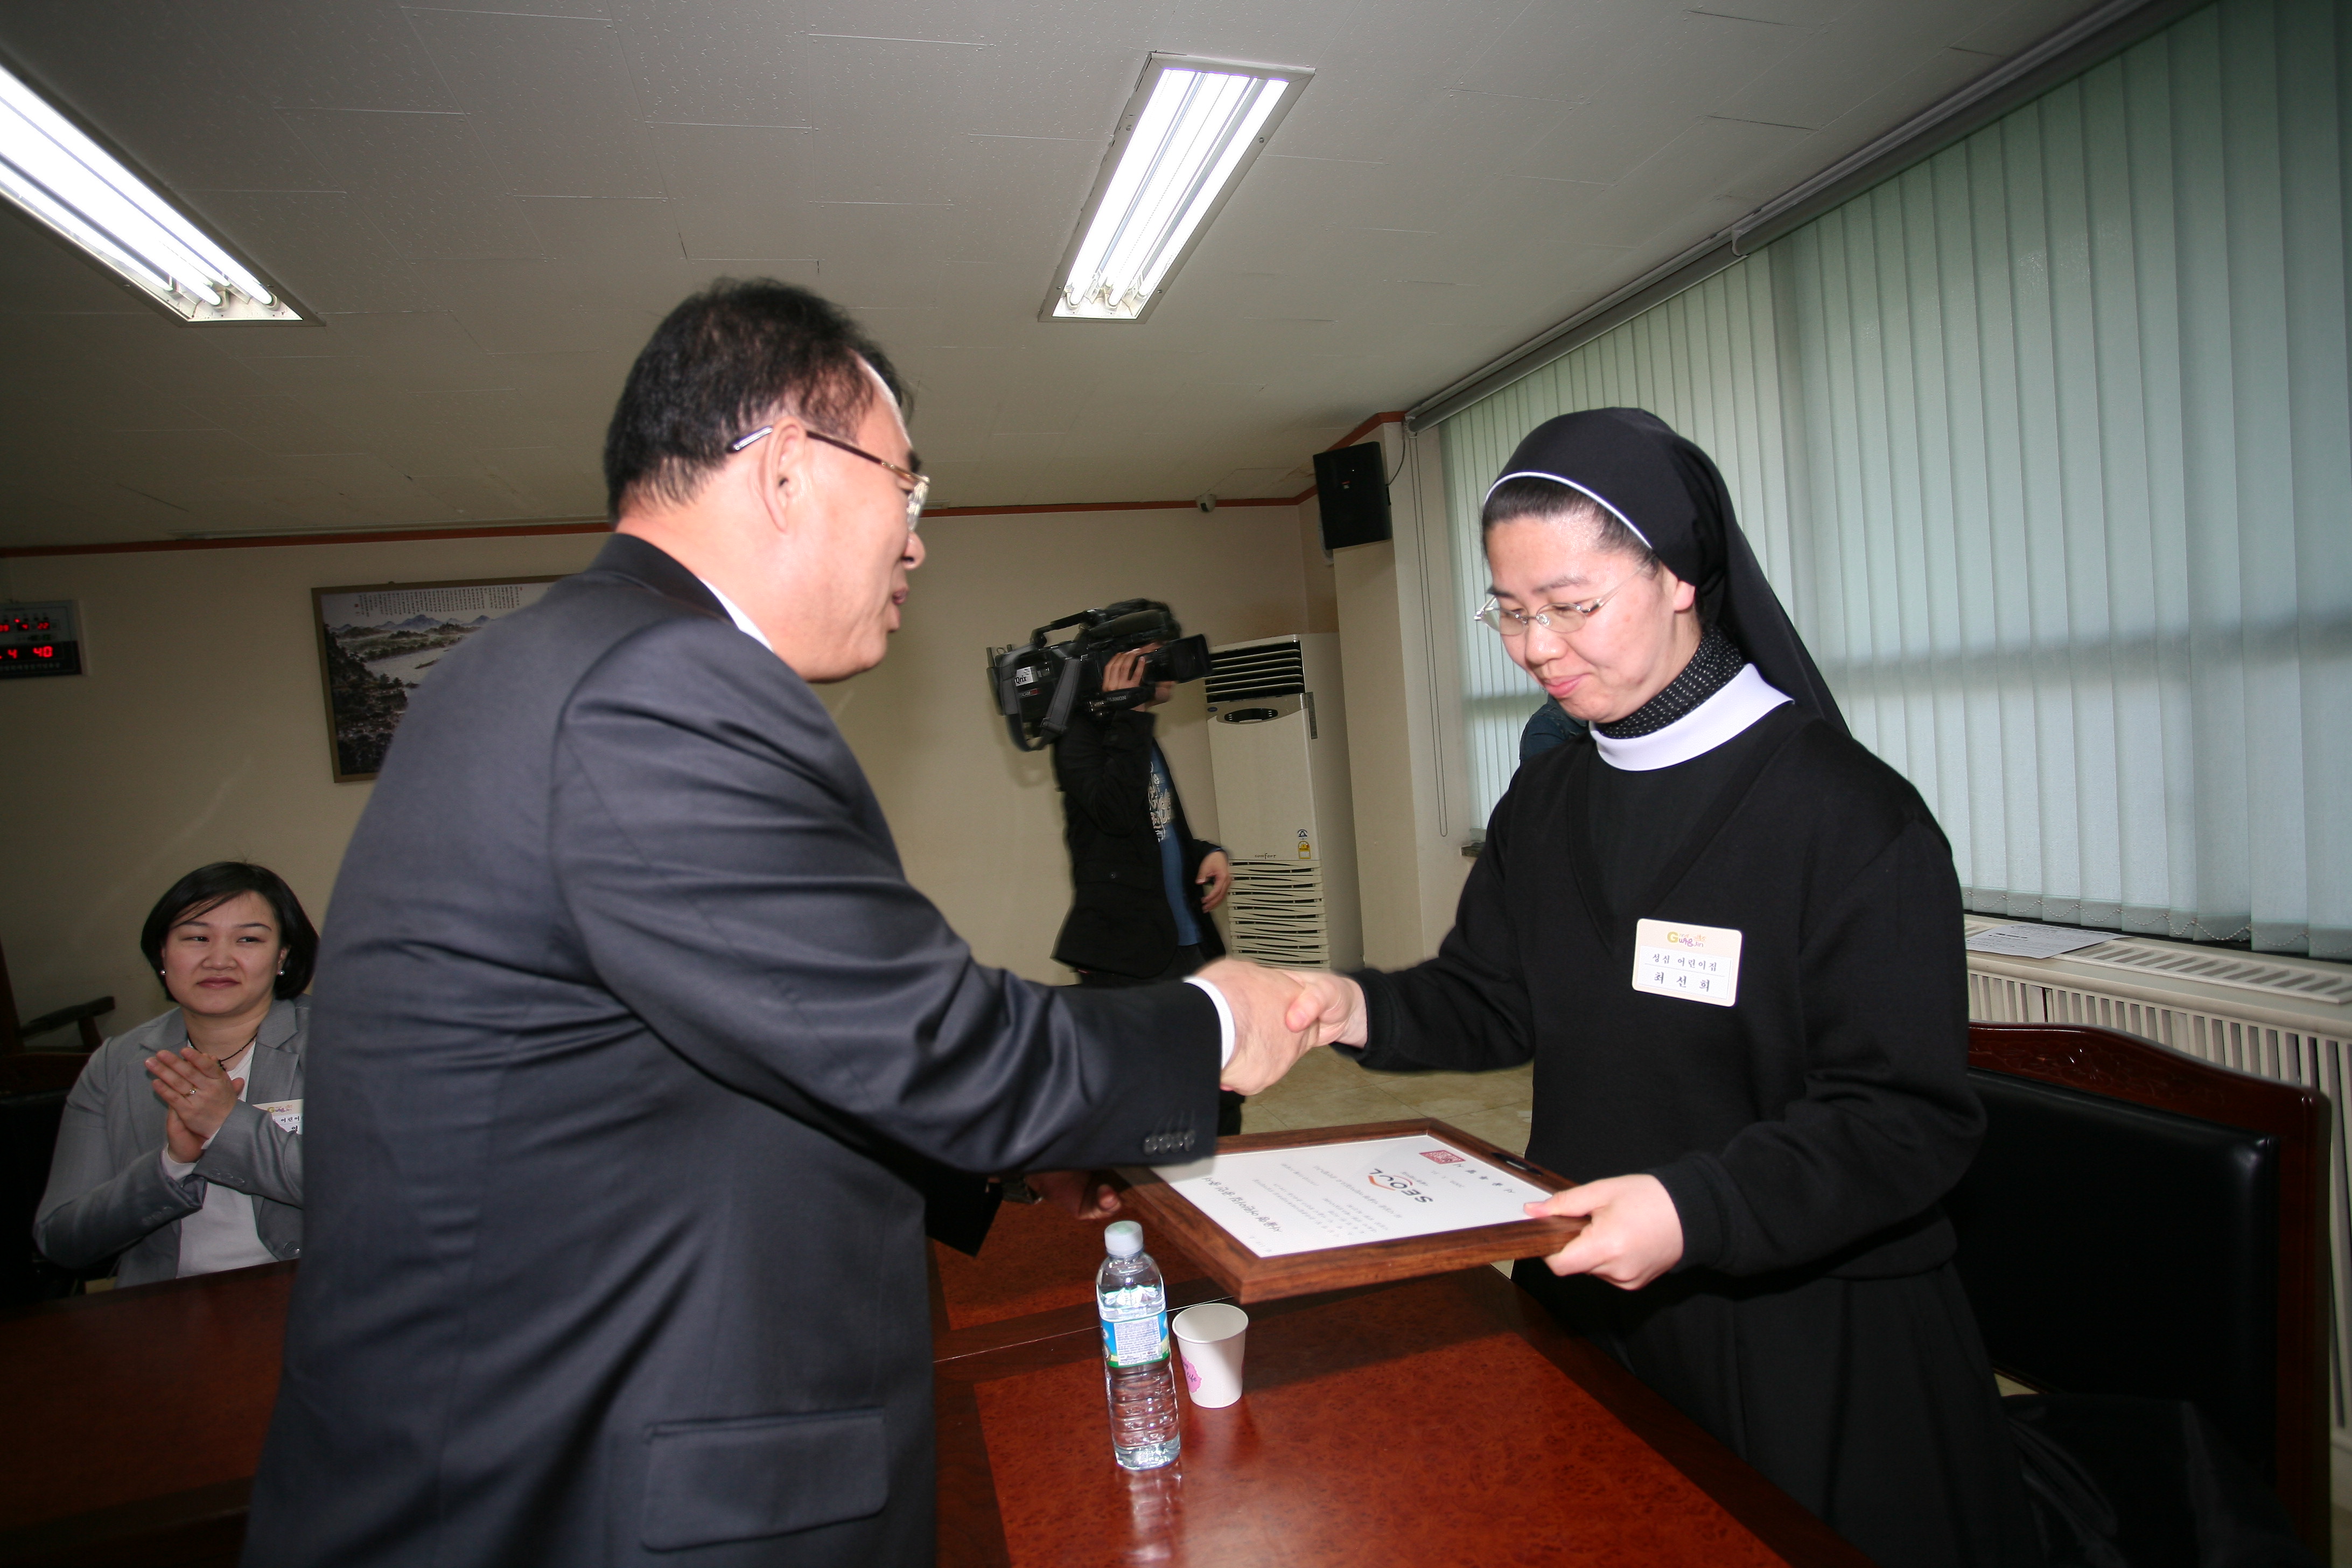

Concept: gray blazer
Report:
left=34, top=997, right=306, bottom=1286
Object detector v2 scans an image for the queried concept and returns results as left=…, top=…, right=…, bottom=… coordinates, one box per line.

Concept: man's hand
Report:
left=1195, top=850, right=1231, bottom=912
left=1026, top=1170, right=1122, bottom=1220
left=1522, top=1174, right=1683, bottom=1290
left=1101, top=647, right=1150, bottom=692
left=1196, top=957, right=1319, bottom=1095
left=1282, top=971, right=1367, bottom=1048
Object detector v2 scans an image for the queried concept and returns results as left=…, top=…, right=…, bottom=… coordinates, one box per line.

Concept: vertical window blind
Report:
left=1438, top=0, right=2351, bottom=959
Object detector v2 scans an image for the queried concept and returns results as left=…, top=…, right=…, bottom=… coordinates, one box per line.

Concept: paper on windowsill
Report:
left=1964, top=923, right=2118, bottom=960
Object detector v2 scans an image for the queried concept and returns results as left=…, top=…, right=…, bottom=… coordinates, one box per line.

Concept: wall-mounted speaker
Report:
left=1313, top=442, right=1391, bottom=551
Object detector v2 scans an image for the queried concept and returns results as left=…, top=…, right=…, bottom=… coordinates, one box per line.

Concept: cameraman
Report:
left=1051, top=645, right=1243, bottom=1135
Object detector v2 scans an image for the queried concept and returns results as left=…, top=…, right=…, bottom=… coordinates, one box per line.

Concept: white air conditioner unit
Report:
left=1203, top=633, right=1361, bottom=971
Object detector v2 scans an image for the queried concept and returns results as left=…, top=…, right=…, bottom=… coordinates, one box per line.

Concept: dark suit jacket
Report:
left=243, top=535, right=1219, bottom=1568
left=1048, top=706, right=1226, bottom=980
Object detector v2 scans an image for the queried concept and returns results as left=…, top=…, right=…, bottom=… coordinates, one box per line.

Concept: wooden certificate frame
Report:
left=1114, top=1118, right=1585, bottom=1304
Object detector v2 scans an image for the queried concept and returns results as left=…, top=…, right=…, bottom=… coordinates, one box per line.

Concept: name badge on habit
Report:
left=256, top=1099, right=303, bottom=1135
left=1631, top=920, right=1742, bottom=1007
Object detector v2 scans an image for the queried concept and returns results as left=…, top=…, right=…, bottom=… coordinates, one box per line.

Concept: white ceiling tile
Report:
left=1804, top=47, right=2020, bottom=161
left=275, top=451, right=449, bottom=521
left=193, top=471, right=399, bottom=529
left=958, top=37, right=1138, bottom=140
left=609, top=0, right=804, bottom=125
left=235, top=0, right=459, bottom=113
left=281, top=110, right=544, bottom=260
left=404, top=10, right=664, bottom=198
left=211, top=396, right=370, bottom=454
left=483, top=446, right=606, bottom=514
left=1452, top=0, right=1672, bottom=102
left=0, top=5, right=336, bottom=192
left=1207, top=466, right=1290, bottom=498
left=1956, top=0, right=2095, bottom=57
left=801, top=0, right=984, bottom=43
left=1720, top=6, right=2006, bottom=132
left=406, top=0, right=613, bottom=13
left=946, top=134, right=1101, bottom=268
left=410, top=471, right=542, bottom=518
left=0, top=0, right=2116, bottom=542
left=183, top=190, right=426, bottom=314
left=649, top=122, right=817, bottom=257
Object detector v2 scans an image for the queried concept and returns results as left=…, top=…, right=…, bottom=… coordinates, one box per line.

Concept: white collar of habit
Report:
left=1592, top=664, right=1793, bottom=772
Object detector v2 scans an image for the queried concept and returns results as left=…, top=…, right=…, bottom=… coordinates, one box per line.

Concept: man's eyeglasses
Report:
left=729, top=424, right=929, bottom=531
left=1473, top=576, right=1632, bottom=639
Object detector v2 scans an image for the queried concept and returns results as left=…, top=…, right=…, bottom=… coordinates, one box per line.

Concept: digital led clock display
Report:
left=0, top=600, right=82, bottom=679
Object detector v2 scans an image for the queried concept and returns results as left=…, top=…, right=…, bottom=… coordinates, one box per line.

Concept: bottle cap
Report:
left=1104, top=1220, right=1144, bottom=1258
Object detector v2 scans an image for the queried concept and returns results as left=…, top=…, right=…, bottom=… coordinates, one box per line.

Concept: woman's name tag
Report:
left=256, top=1098, right=303, bottom=1135
left=1631, top=920, right=1742, bottom=1007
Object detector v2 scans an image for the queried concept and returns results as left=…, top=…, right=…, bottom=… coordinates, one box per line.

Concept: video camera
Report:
left=988, top=599, right=1212, bottom=752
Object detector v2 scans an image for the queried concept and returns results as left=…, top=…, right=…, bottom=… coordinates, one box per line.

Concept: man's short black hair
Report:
left=601, top=278, right=906, bottom=517
left=139, top=862, right=319, bottom=1000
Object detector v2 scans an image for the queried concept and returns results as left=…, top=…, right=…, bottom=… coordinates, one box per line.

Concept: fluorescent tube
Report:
left=1047, top=56, right=1308, bottom=324
left=0, top=59, right=297, bottom=322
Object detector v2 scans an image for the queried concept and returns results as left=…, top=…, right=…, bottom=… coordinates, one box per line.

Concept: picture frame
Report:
left=311, top=576, right=565, bottom=782
left=1114, top=1118, right=1584, bottom=1304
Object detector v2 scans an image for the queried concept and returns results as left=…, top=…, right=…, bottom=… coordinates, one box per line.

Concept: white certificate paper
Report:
left=1962, top=922, right=2116, bottom=959
left=1154, top=1135, right=1551, bottom=1259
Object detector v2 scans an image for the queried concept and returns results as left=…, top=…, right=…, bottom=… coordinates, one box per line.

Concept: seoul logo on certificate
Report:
left=1631, top=919, right=1742, bottom=1007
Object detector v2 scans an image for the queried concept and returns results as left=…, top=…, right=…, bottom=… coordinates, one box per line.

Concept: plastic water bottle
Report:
left=1097, top=1220, right=1180, bottom=1470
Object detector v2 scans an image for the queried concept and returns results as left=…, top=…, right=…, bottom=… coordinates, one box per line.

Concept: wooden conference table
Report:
left=1, top=1201, right=1872, bottom=1567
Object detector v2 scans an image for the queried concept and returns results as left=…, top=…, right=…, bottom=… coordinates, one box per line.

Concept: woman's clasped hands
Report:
left=145, top=1044, right=244, bottom=1164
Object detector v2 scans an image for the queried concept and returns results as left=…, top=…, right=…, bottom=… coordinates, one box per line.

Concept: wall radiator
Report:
left=1962, top=918, right=2352, bottom=1493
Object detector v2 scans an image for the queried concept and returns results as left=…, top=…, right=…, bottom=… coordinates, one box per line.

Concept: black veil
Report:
left=1487, top=407, right=1846, bottom=736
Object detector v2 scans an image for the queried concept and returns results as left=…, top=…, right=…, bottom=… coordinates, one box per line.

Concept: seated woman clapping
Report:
left=35, top=862, right=316, bottom=1285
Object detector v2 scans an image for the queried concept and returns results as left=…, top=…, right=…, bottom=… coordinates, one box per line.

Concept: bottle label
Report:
left=1101, top=1309, right=1170, bottom=1368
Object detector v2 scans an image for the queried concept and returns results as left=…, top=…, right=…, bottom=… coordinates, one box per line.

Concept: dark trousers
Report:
left=1075, top=944, right=1244, bottom=1136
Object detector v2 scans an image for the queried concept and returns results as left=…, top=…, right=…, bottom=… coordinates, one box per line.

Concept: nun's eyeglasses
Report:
left=729, top=423, right=929, bottom=531
left=1474, top=580, right=1629, bottom=639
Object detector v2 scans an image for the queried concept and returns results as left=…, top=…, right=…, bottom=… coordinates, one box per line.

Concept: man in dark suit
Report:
left=1050, top=642, right=1245, bottom=1132
left=242, top=282, right=1319, bottom=1567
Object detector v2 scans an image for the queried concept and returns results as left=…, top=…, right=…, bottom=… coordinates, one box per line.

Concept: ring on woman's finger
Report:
left=184, top=1088, right=194, bottom=1099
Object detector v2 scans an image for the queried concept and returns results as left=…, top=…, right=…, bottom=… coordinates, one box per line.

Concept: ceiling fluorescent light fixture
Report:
left=0, top=58, right=296, bottom=322
left=1045, top=54, right=1310, bottom=324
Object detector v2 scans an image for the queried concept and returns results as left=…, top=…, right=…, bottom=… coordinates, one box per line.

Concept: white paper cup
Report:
left=1172, top=1303, right=1250, bottom=1408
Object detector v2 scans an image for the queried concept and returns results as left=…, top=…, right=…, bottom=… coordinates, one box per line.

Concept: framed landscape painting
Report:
left=312, top=576, right=565, bottom=782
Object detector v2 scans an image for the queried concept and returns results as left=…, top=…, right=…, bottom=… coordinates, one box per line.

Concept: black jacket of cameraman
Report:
left=1049, top=705, right=1225, bottom=981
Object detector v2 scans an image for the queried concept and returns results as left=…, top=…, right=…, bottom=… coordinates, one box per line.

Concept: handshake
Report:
left=1194, top=958, right=1369, bottom=1096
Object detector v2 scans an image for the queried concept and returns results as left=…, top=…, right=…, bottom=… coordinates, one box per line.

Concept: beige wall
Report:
left=0, top=532, right=611, bottom=1030
left=0, top=504, right=1320, bottom=1027
left=1327, top=424, right=1474, bottom=968
left=817, top=504, right=1314, bottom=983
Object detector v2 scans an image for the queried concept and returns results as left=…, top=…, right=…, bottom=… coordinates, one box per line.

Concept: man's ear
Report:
left=755, top=418, right=806, bottom=535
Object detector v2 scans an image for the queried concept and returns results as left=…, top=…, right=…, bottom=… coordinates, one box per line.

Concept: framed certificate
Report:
left=1114, top=1119, right=1586, bottom=1304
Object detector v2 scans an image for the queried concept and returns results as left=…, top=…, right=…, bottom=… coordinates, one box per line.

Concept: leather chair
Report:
left=0, top=936, right=114, bottom=1058
left=1948, top=1021, right=2329, bottom=1556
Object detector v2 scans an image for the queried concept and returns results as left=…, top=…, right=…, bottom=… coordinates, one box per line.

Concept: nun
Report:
left=1301, top=409, right=2039, bottom=1566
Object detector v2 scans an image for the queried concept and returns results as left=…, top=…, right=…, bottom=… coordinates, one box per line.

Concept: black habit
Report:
left=1346, top=409, right=2040, bottom=1568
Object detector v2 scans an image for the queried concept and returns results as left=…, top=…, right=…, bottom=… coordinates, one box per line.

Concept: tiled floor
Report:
left=1237, top=1044, right=1535, bottom=1154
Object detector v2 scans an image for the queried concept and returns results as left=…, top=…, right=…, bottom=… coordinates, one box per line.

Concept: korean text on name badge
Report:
left=1630, top=920, right=1742, bottom=1007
